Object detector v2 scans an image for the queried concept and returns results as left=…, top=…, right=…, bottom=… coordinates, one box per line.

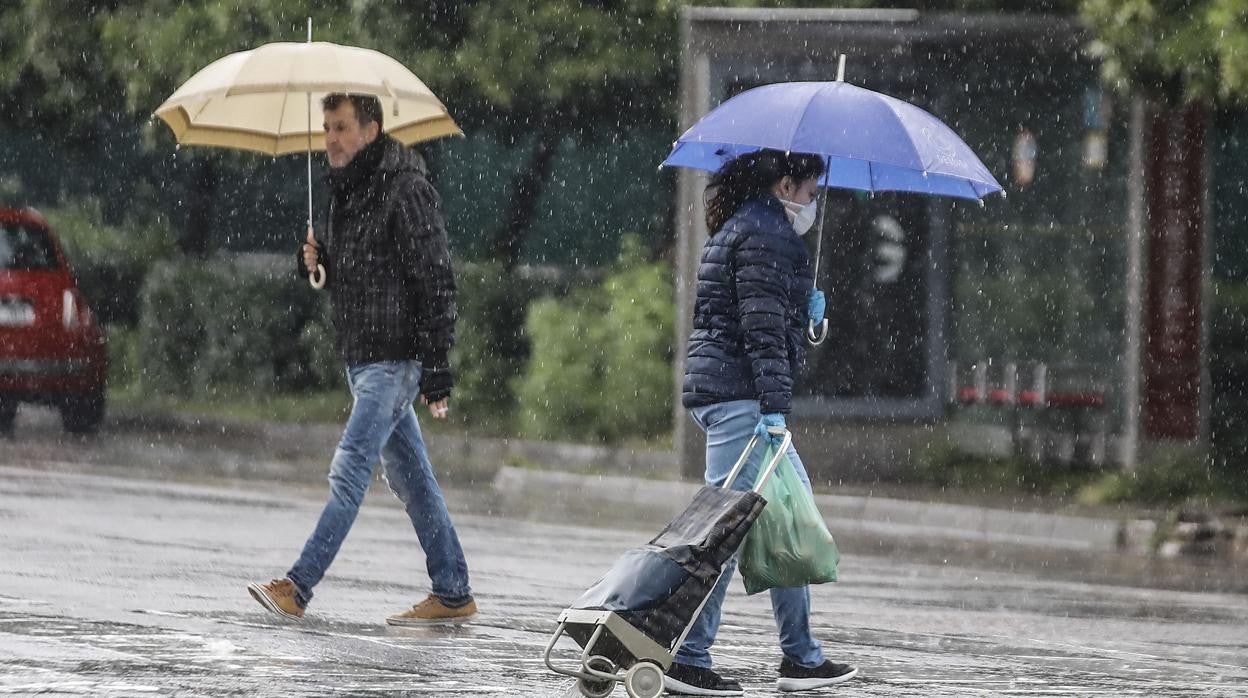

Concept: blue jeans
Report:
left=286, top=361, right=472, bottom=608
left=675, top=399, right=825, bottom=670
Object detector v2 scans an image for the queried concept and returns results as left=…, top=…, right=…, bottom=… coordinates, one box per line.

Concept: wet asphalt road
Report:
left=2, top=460, right=1247, bottom=698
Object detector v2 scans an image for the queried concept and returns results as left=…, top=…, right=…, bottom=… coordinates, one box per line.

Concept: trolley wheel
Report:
left=624, top=661, right=664, bottom=698
left=577, top=655, right=616, bottom=698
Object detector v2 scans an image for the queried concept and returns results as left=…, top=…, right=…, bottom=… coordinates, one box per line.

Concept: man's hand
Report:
left=302, top=226, right=320, bottom=274
left=419, top=364, right=454, bottom=416
left=420, top=395, right=450, bottom=419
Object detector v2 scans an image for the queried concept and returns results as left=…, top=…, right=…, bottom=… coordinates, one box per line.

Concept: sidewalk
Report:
left=491, top=465, right=1132, bottom=553
left=4, top=408, right=1164, bottom=556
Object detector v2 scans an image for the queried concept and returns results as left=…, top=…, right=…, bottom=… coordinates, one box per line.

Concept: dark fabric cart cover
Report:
left=571, top=485, right=765, bottom=650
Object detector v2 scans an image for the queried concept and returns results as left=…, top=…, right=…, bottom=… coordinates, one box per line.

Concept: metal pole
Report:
left=1121, top=96, right=1147, bottom=473
left=811, top=155, right=833, bottom=284
left=805, top=156, right=833, bottom=344
left=306, top=17, right=313, bottom=230
left=675, top=7, right=709, bottom=480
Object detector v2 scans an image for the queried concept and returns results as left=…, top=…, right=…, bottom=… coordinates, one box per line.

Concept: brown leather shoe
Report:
left=386, top=594, right=477, bottom=626
left=247, top=578, right=305, bottom=620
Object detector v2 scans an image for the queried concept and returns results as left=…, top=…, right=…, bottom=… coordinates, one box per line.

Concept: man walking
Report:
left=248, top=93, right=475, bottom=625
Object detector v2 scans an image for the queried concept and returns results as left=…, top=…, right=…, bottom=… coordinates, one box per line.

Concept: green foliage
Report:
left=451, top=261, right=547, bottom=429
left=0, top=0, right=129, bottom=138
left=137, top=256, right=330, bottom=396
left=100, top=1, right=351, bottom=117
left=138, top=261, right=210, bottom=394
left=953, top=222, right=1123, bottom=364
left=915, top=441, right=1104, bottom=498
left=514, top=237, right=673, bottom=443
left=514, top=293, right=603, bottom=439
left=299, top=318, right=343, bottom=391
left=40, top=196, right=175, bottom=326
left=105, top=324, right=142, bottom=391
left=109, top=386, right=352, bottom=425
left=1079, top=450, right=1239, bottom=504
left=917, top=441, right=1247, bottom=505
left=448, top=1, right=675, bottom=132
left=1078, top=454, right=1213, bottom=506
left=195, top=271, right=296, bottom=391
left=1080, top=0, right=1248, bottom=104
left=598, top=240, right=677, bottom=439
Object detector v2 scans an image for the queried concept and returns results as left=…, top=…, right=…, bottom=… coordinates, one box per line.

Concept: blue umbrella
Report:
left=661, top=73, right=1002, bottom=342
left=661, top=80, right=1002, bottom=200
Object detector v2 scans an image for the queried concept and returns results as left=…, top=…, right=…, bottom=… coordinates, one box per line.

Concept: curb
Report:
left=489, top=466, right=1135, bottom=553
left=7, top=408, right=1154, bottom=555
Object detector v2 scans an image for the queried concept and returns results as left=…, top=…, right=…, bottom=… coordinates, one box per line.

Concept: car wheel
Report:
left=61, top=390, right=105, bottom=435
left=0, top=397, right=16, bottom=435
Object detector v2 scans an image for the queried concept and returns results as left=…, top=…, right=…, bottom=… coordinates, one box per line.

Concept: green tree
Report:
left=96, top=2, right=357, bottom=255
left=432, top=1, right=678, bottom=268
left=0, top=0, right=129, bottom=142
left=1080, top=0, right=1248, bottom=103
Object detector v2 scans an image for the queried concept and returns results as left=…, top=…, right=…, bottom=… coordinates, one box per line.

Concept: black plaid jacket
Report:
left=300, top=135, right=457, bottom=370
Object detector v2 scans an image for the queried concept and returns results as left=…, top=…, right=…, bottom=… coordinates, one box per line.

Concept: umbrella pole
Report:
left=806, top=156, right=832, bottom=345
left=307, top=94, right=312, bottom=231
left=306, top=17, right=326, bottom=290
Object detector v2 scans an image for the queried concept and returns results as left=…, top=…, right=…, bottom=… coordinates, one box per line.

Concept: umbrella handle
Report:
left=309, top=264, right=326, bottom=290
left=807, top=318, right=828, bottom=345
left=305, top=222, right=325, bottom=289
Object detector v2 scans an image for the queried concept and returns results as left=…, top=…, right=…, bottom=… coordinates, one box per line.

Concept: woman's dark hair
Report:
left=705, top=149, right=825, bottom=233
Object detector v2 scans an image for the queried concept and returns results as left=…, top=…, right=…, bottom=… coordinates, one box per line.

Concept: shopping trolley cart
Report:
left=543, top=428, right=791, bottom=698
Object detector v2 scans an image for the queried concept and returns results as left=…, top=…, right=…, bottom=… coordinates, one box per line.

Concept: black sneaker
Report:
left=776, top=658, right=858, bottom=692
left=664, top=662, right=744, bottom=696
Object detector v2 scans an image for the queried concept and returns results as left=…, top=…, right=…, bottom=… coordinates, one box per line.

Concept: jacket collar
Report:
left=758, top=194, right=786, bottom=215
left=327, top=134, right=388, bottom=197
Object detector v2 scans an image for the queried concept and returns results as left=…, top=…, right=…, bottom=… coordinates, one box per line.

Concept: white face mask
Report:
left=781, top=198, right=818, bottom=236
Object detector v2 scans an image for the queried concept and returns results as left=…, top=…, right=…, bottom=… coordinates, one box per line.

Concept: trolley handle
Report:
left=722, top=427, right=791, bottom=493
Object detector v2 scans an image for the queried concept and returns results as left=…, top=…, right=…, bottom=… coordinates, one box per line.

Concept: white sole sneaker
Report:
left=247, top=583, right=303, bottom=621
left=663, top=675, right=744, bottom=696
left=776, top=666, right=858, bottom=692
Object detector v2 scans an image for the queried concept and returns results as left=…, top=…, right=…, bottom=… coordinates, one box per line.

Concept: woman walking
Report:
left=667, top=149, right=858, bottom=696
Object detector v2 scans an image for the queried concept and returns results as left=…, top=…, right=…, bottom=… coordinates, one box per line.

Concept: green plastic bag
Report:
left=738, top=445, right=840, bottom=595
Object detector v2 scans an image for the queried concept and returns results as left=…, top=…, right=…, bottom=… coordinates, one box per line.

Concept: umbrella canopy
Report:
left=661, top=80, right=1001, bottom=200
left=154, top=40, right=461, bottom=155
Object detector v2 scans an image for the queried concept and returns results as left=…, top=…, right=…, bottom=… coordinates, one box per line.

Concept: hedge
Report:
left=513, top=237, right=674, bottom=443
left=136, top=255, right=331, bottom=396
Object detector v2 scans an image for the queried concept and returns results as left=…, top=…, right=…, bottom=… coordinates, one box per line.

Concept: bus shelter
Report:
left=671, top=8, right=1199, bottom=480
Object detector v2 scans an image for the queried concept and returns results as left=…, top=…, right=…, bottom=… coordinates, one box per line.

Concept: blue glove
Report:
left=754, top=413, right=787, bottom=439
left=808, top=289, right=826, bottom=325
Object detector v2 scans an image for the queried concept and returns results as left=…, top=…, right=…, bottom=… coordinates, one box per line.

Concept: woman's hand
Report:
left=808, top=289, right=826, bottom=325
left=754, top=413, right=787, bottom=439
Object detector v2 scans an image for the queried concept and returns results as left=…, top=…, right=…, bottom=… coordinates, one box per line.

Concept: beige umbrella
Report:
left=154, top=20, right=461, bottom=287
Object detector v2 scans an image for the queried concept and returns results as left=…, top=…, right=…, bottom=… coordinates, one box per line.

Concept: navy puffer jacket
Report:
left=682, top=195, right=812, bottom=414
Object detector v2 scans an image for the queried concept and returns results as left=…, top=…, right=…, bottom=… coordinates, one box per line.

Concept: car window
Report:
left=0, top=222, right=59, bottom=270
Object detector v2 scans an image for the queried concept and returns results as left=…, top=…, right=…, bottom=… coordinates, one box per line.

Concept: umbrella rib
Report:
left=877, top=96, right=929, bottom=176
left=874, top=94, right=998, bottom=189
left=784, top=84, right=821, bottom=155
left=187, top=100, right=213, bottom=122
left=765, top=85, right=994, bottom=184
left=278, top=88, right=292, bottom=138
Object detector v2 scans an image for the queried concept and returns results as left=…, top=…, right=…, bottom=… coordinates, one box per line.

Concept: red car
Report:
left=0, top=206, right=107, bottom=434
